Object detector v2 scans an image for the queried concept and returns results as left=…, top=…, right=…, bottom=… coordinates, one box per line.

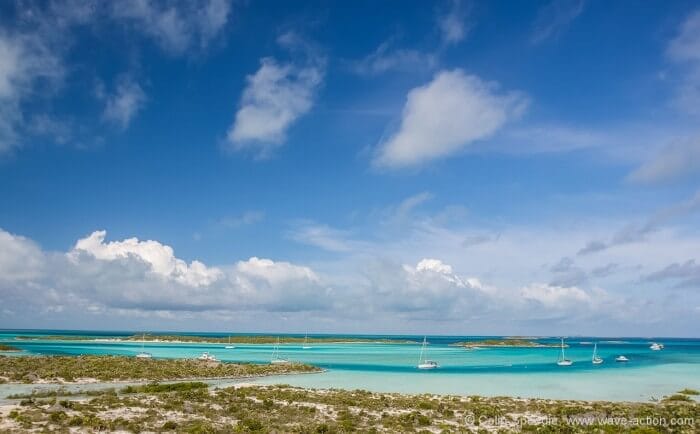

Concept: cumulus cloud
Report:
left=374, top=69, right=528, bottom=168
left=1, top=226, right=697, bottom=333
left=530, top=0, right=586, bottom=45
left=99, top=77, right=147, bottom=129
left=0, top=228, right=332, bottom=320
left=71, top=230, right=223, bottom=287
left=364, top=258, right=481, bottom=316
left=226, top=35, right=325, bottom=156
left=628, top=136, right=700, bottom=184
left=362, top=257, right=621, bottom=326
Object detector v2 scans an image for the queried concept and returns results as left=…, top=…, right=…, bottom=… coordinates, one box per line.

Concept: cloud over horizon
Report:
left=1, top=225, right=696, bottom=335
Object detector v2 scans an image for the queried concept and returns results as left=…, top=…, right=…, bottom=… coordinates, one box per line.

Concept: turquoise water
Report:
left=1, top=330, right=699, bottom=402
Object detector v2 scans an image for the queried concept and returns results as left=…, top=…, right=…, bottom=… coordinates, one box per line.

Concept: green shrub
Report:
left=664, top=394, right=692, bottom=402
left=678, top=388, right=699, bottom=395
left=162, top=420, right=178, bottom=430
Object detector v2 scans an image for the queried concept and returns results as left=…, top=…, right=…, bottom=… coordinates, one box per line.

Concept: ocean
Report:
left=1, top=330, right=699, bottom=402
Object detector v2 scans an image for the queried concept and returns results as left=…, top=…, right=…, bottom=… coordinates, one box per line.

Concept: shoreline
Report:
left=0, top=368, right=327, bottom=386
left=10, top=336, right=418, bottom=345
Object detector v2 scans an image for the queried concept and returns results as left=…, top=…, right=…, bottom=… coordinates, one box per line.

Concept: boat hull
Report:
left=417, top=363, right=438, bottom=369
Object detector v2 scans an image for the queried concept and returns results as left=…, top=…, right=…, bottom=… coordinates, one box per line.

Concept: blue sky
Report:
left=1, top=0, right=699, bottom=336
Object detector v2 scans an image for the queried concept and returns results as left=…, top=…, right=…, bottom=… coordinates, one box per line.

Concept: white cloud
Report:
left=0, top=230, right=45, bottom=282
left=71, top=230, right=223, bottom=287
left=668, top=9, right=700, bottom=63
left=1, top=225, right=698, bottom=334
left=351, top=40, right=437, bottom=76
left=0, top=228, right=330, bottom=319
left=374, top=69, right=528, bottom=168
left=226, top=54, right=324, bottom=156
left=530, top=0, right=586, bottom=45
left=0, top=31, right=63, bottom=153
left=628, top=136, right=700, bottom=184
left=667, top=9, right=700, bottom=115
left=289, top=222, right=356, bottom=253
left=109, top=0, right=231, bottom=55
left=0, top=0, right=233, bottom=154
left=364, top=258, right=478, bottom=316
left=415, top=258, right=454, bottom=275
left=395, top=192, right=433, bottom=218
left=236, top=257, right=318, bottom=285
left=437, top=0, right=470, bottom=45
left=520, top=283, right=591, bottom=308
left=100, top=78, right=147, bottom=129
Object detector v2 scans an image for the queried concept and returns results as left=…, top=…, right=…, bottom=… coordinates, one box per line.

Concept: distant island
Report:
left=450, top=339, right=564, bottom=348
left=13, top=334, right=417, bottom=345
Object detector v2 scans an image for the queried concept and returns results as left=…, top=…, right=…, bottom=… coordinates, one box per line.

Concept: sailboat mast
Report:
left=560, top=338, right=565, bottom=360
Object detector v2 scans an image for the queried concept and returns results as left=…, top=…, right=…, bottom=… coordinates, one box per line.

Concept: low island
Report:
left=0, top=356, right=697, bottom=432
left=450, top=339, right=564, bottom=348
left=0, top=355, right=319, bottom=384
left=0, top=345, right=20, bottom=352
left=13, top=334, right=417, bottom=345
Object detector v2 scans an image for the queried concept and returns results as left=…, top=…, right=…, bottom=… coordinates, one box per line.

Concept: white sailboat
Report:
left=302, top=333, right=311, bottom=350
left=592, top=342, right=603, bottom=364
left=225, top=336, right=235, bottom=349
left=417, top=336, right=439, bottom=369
left=270, top=337, right=289, bottom=364
left=135, top=333, right=152, bottom=359
left=556, top=338, right=573, bottom=366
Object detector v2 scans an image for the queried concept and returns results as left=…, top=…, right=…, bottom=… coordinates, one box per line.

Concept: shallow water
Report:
left=1, top=330, right=698, bottom=402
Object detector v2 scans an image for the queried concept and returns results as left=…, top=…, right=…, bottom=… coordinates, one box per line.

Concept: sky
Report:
left=0, top=0, right=699, bottom=336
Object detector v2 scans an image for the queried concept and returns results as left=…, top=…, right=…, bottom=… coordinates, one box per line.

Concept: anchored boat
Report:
left=417, top=336, right=439, bottom=369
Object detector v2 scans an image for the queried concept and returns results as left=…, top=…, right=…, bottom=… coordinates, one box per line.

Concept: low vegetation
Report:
left=0, top=344, right=20, bottom=352
left=451, top=339, right=562, bottom=348
left=14, top=334, right=417, bottom=344
left=0, top=384, right=697, bottom=433
left=0, top=355, right=319, bottom=383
